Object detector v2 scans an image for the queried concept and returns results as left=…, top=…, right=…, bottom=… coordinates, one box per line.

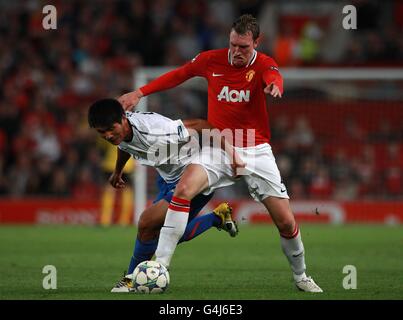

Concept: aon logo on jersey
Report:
left=217, top=86, right=250, bottom=102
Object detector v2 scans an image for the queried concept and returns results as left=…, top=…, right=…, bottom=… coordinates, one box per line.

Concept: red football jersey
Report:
left=141, top=49, right=283, bottom=147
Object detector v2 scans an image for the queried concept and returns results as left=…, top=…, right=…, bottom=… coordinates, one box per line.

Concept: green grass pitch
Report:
left=0, top=224, right=402, bottom=300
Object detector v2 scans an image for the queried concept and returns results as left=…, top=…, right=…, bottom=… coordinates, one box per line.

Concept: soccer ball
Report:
left=132, top=260, right=170, bottom=294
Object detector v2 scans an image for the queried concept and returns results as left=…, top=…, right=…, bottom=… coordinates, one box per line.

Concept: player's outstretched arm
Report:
left=118, top=64, right=196, bottom=111
left=109, top=148, right=131, bottom=189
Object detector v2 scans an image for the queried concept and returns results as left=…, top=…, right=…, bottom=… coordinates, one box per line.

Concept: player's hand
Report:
left=264, top=83, right=282, bottom=98
left=109, top=172, right=126, bottom=189
left=118, top=89, right=144, bottom=111
left=231, top=152, right=246, bottom=178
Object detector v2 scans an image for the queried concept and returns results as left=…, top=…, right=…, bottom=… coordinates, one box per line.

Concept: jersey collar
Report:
left=228, top=49, right=257, bottom=68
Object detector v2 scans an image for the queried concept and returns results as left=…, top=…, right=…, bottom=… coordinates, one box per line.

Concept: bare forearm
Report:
left=115, top=148, right=131, bottom=173
left=183, top=118, right=214, bottom=133
left=184, top=118, right=235, bottom=157
left=119, top=64, right=197, bottom=110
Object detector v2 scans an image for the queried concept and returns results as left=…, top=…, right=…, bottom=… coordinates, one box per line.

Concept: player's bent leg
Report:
left=173, top=164, right=210, bottom=200
left=137, top=200, right=169, bottom=242
left=261, top=196, right=323, bottom=293
left=155, top=164, right=209, bottom=268
left=179, top=212, right=220, bottom=242
left=127, top=200, right=168, bottom=271
left=154, top=196, right=190, bottom=268
left=261, top=196, right=295, bottom=235
left=179, top=202, right=238, bottom=242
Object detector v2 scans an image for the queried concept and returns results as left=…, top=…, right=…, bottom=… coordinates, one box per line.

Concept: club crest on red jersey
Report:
left=246, top=70, right=255, bottom=82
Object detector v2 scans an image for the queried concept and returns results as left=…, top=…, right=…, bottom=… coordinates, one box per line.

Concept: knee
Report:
left=138, top=215, right=159, bottom=241
left=173, top=182, right=194, bottom=200
left=275, top=218, right=296, bottom=236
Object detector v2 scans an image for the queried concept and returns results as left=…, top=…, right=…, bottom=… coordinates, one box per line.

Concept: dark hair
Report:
left=88, top=98, right=124, bottom=128
left=231, top=14, right=260, bottom=40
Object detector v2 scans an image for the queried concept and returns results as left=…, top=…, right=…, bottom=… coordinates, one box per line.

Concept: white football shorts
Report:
left=192, top=143, right=289, bottom=202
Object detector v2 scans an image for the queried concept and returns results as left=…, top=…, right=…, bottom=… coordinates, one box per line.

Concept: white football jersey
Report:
left=118, top=111, right=198, bottom=183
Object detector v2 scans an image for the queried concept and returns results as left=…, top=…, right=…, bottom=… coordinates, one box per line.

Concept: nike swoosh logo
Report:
left=162, top=225, right=175, bottom=229
left=281, top=189, right=286, bottom=193
left=292, top=252, right=304, bottom=258
left=212, top=73, right=224, bottom=77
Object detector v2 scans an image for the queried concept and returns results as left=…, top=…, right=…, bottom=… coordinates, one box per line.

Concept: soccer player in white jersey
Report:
left=88, top=98, right=242, bottom=292
left=118, top=14, right=323, bottom=292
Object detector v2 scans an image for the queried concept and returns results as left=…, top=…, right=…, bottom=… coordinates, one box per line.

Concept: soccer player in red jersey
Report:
left=119, top=14, right=322, bottom=292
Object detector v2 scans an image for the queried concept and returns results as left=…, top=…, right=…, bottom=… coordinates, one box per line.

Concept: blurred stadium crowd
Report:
left=0, top=0, right=402, bottom=200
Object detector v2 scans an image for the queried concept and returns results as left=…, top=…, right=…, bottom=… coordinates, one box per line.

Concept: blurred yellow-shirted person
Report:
left=98, top=138, right=135, bottom=226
